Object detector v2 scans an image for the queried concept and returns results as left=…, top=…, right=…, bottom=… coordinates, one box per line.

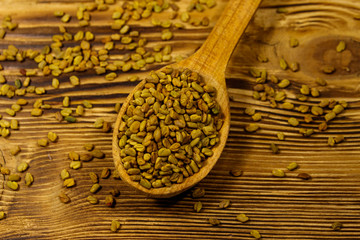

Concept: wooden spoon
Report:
left=113, top=0, right=262, bottom=198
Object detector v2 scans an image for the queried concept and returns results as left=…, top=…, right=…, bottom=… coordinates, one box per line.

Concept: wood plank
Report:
left=1, top=0, right=360, bottom=239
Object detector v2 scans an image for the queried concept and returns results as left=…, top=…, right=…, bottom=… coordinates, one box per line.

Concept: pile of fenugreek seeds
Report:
left=117, top=67, right=223, bottom=189
left=0, top=0, right=345, bottom=238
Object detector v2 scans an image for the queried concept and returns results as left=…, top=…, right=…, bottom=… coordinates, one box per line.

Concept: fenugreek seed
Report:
left=9, top=174, right=21, bottom=181
left=333, top=105, right=344, bottom=114
left=250, top=230, right=261, bottom=239
left=84, top=143, right=94, bottom=151
left=281, top=102, right=294, bottom=110
left=332, top=221, right=343, bottom=231
left=322, top=65, right=335, bottom=74
left=245, top=107, right=255, bottom=116
left=16, top=99, right=27, bottom=106
left=11, top=104, right=21, bottom=112
left=105, top=195, right=115, bottom=207
left=80, top=153, right=93, bottom=162
left=290, top=37, right=299, bottom=47
left=194, top=201, right=202, bottom=212
left=101, top=168, right=111, bottom=179
left=311, top=106, right=323, bottom=116
left=24, top=172, right=34, bottom=186
left=339, top=100, right=348, bottom=108
left=278, top=79, right=290, bottom=88
left=318, top=122, right=328, bottom=131
left=90, top=183, right=101, bottom=193
left=300, top=85, right=310, bottom=95
left=270, top=143, right=279, bottom=154
left=230, top=169, right=243, bottom=177
left=208, top=218, right=220, bottom=226
left=290, top=62, right=299, bottom=72
left=63, top=96, right=70, bottom=107
left=140, top=178, right=151, bottom=189
left=59, top=192, right=70, bottom=203
left=37, top=138, right=48, bottom=147
left=310, top=88, right=320, bottom=97
left=315, top=77, right=327, bottom=86
left=5, top=108, right=15, bottom=116
left=17, top=162, right=29, bottom=172
left=68, top=151, right=79, bottom=161
left=334, top=135, right=344, bottom=144
left=111, top=220, right=121, bottom=232
left=7, top=181, right=19, bottom=191
left=252, top=112, right=262, bottom=122
left=70, top=161, right=82, bottom=170
left=219, top=200, right=230, bottom=209
left=63, top=178, right=76, bottom=187
left=192, top=187, right=205, bottom=198
left=288, top=117, right=299, bottom=127
left=236, top=213, right=249, bottom=223
left=92, top=149, right=105, bottom=159
left=328, top=137, right=335, bottom=147
left=87, top=195, right=99, bottom=204
left=31, top=108, right=43, bottom=116
left=287, top=162, right=298, bottom=171
left=245, top=123, right=259, bottom=132
left=69, top=76, right=80, bottom=86
left=109, top=188, right=120, bottom=197
left=60, top=169, right=70, bottom=180
left=277, top=132, right=285, bottom=140
left=47, top=131, right=58, bottom=142
left=89, top=172, right=98, bottom=183
left=275, top=91, right=286, bottom=101
left=1, top=167, right=10, bottom=175
left=272, top=169, right=285, bottom=177
left=279, top=58, right=288, bottom=70
left=0, top=211, right=6, bottom=220
left=161, top=29, right=173, bottom=40
left=297, top=173, right=311, bottom=180
left=325, top=111, right=336, bottom=122
left=336, top=41, right=346, bottom=53
left=10, top=145, right=21, bottom=156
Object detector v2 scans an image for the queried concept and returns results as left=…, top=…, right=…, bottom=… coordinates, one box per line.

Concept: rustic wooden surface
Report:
left=1, top=0, right=360, bottom=239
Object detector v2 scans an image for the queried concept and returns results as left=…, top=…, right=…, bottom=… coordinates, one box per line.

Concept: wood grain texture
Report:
left=0, top=0, right=360, bottom=239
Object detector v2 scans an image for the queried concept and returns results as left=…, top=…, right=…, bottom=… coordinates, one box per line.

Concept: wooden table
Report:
left=1, top=0, right=360, bottom=239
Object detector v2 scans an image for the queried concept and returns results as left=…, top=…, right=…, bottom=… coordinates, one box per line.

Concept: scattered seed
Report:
left=272, top=169, right=285, bottom=177
left=84, top=143, right=94, bottom=151
left=7, top=181, right=19, bottom=191
left=0, top=211, right=6, bottom=220
left=219, top=200, right=230, bottom=209
left=63, top=178, right=76, bottom=187
left=192, top=187, right=205, bottom=198
left=277, top=132, right=285, bottom=140
left=334, top=135, right=344, bottom=143
left=59, top=192, right=71, bottom=203
left=270, top=143, right=279, bottom=154
left=287, top=162, right=298, bottom=171
left=297, top=173, right=311, bottom=180
left=315, top=77, right=327, bottom=86
left=48, top=132, right=58, bottom=142
left=289, top=37, right=299, bottom=47
left=332, top=221, right=343, bottom=231
left=278, top=79, right=290, bottom=88
left=17, top=162, right=29, bottom=172
left=245, top=123, right=259, bottom=132
left=288, top=117, right=299, bottom=127
left=250, top=230, right=261, bottom=239
left=236, top=213, right=249, bottom=223
left=336, top=41, right=346, bottom=53
left=24, top=172, right=34, bottom=186
left=111, top=220, right=121, bottom=232
left=208, top=218, right=220, bottom=226
left=87, top=195, right=99, bottom=204
left=10, top=145, right=21, bottom=156
left=279, top=58, right=288, bottom=70
left=229, top=169, right=243, bottom=177
left=101, top=168, right=111, bottom=179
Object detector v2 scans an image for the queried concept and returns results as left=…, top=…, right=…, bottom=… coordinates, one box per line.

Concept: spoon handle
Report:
left=190, top=0, right=262, bottom=82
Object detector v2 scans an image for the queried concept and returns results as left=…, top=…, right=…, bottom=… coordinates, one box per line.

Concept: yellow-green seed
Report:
left=328, top=137, right=335, bottom=147
left=336, top=41, right=346, bottom=53
left=251, top=112, right=262, bottom=122
left=277, top=132, right=285, bottom=140
left=7, top=181, right=19, bottom=191
left=60, top=169, right=70, bottom=180
left=84, top=143, right=94, bottom=151
left=111, top=220, right=121, bottom=232
left=334, top=135, right=344, bottom=144
left=31, top=108, right=43, bottom=117
left=194, top=201, right=202, bottom=212
left=325, top=111, right=336, bottom=122
left=0, top=211, right=6, bottom=220
left=69, top=76, right=80, bottom=86
left=270, top=143, right=279, bottom=154
left=94, top=118, right=104, bottom=128
left=82, top=100, right=92, bottom=108
left=333, top=105, right=344, bottom=114
left=281, top=102, right=294, bottom=110
left=279, top=58, right=288, bottom=70
left=287, top=162, right=298, bottom=171
left=290, top=37, right=299, bottom=47
left=5, top=108, right=15, bottom=116
left=63, top=96, right=70, bottom=107
left=250, top=230, right=261, bottom=239
left=275, top=91, right=286, bottom=101
left=245, top=107, right=255, bottom=116
left=245, top=123, right=259, bottom=132
left=311, top=88, right=320, bottom=97
left=65, top=116, right=76, bottom=123
left=278, top=79, right=290, bottom=88
left=272, top=169, right=285, bottom=177
left=315, top=77, right=327, bottom=86
left=332, top=221, right=343, bottom=231
left=9, top=174, right=21, bottom=181
left=37, top=139, right=48, bottom=147
left=47, top=131, right=58, bottom=142
left=25, top=172, right=34, bottom=186
left=300, top=85, right=310, bottom=95
left=289, top=62, right=299, bottom=72
left=90, top=183, right=101, bottom=193
left=311, top=106, right=323, bottom=116
left=236, top=213, right=249, bottom=223
left=10, top=145, right=21, bottom=155
left=63, top=178, right=76, bottom=188
left=288, top=117, right=299, bottom=127
left=70, top=161, right=81, bottom=170
left=208, top=218, right=220, bottom=226
left=17, top=162, right=29, bottom=172
left=76, top=105, right=84, bottom=115
left=10, top=119, right=19, bottom=130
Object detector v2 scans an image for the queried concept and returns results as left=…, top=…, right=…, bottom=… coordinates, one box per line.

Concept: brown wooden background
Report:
left=1, top=0, right=360, bottom=239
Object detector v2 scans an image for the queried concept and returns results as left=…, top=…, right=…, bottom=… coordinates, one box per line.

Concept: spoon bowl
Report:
left=113, top=0, right=262, bottom=198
